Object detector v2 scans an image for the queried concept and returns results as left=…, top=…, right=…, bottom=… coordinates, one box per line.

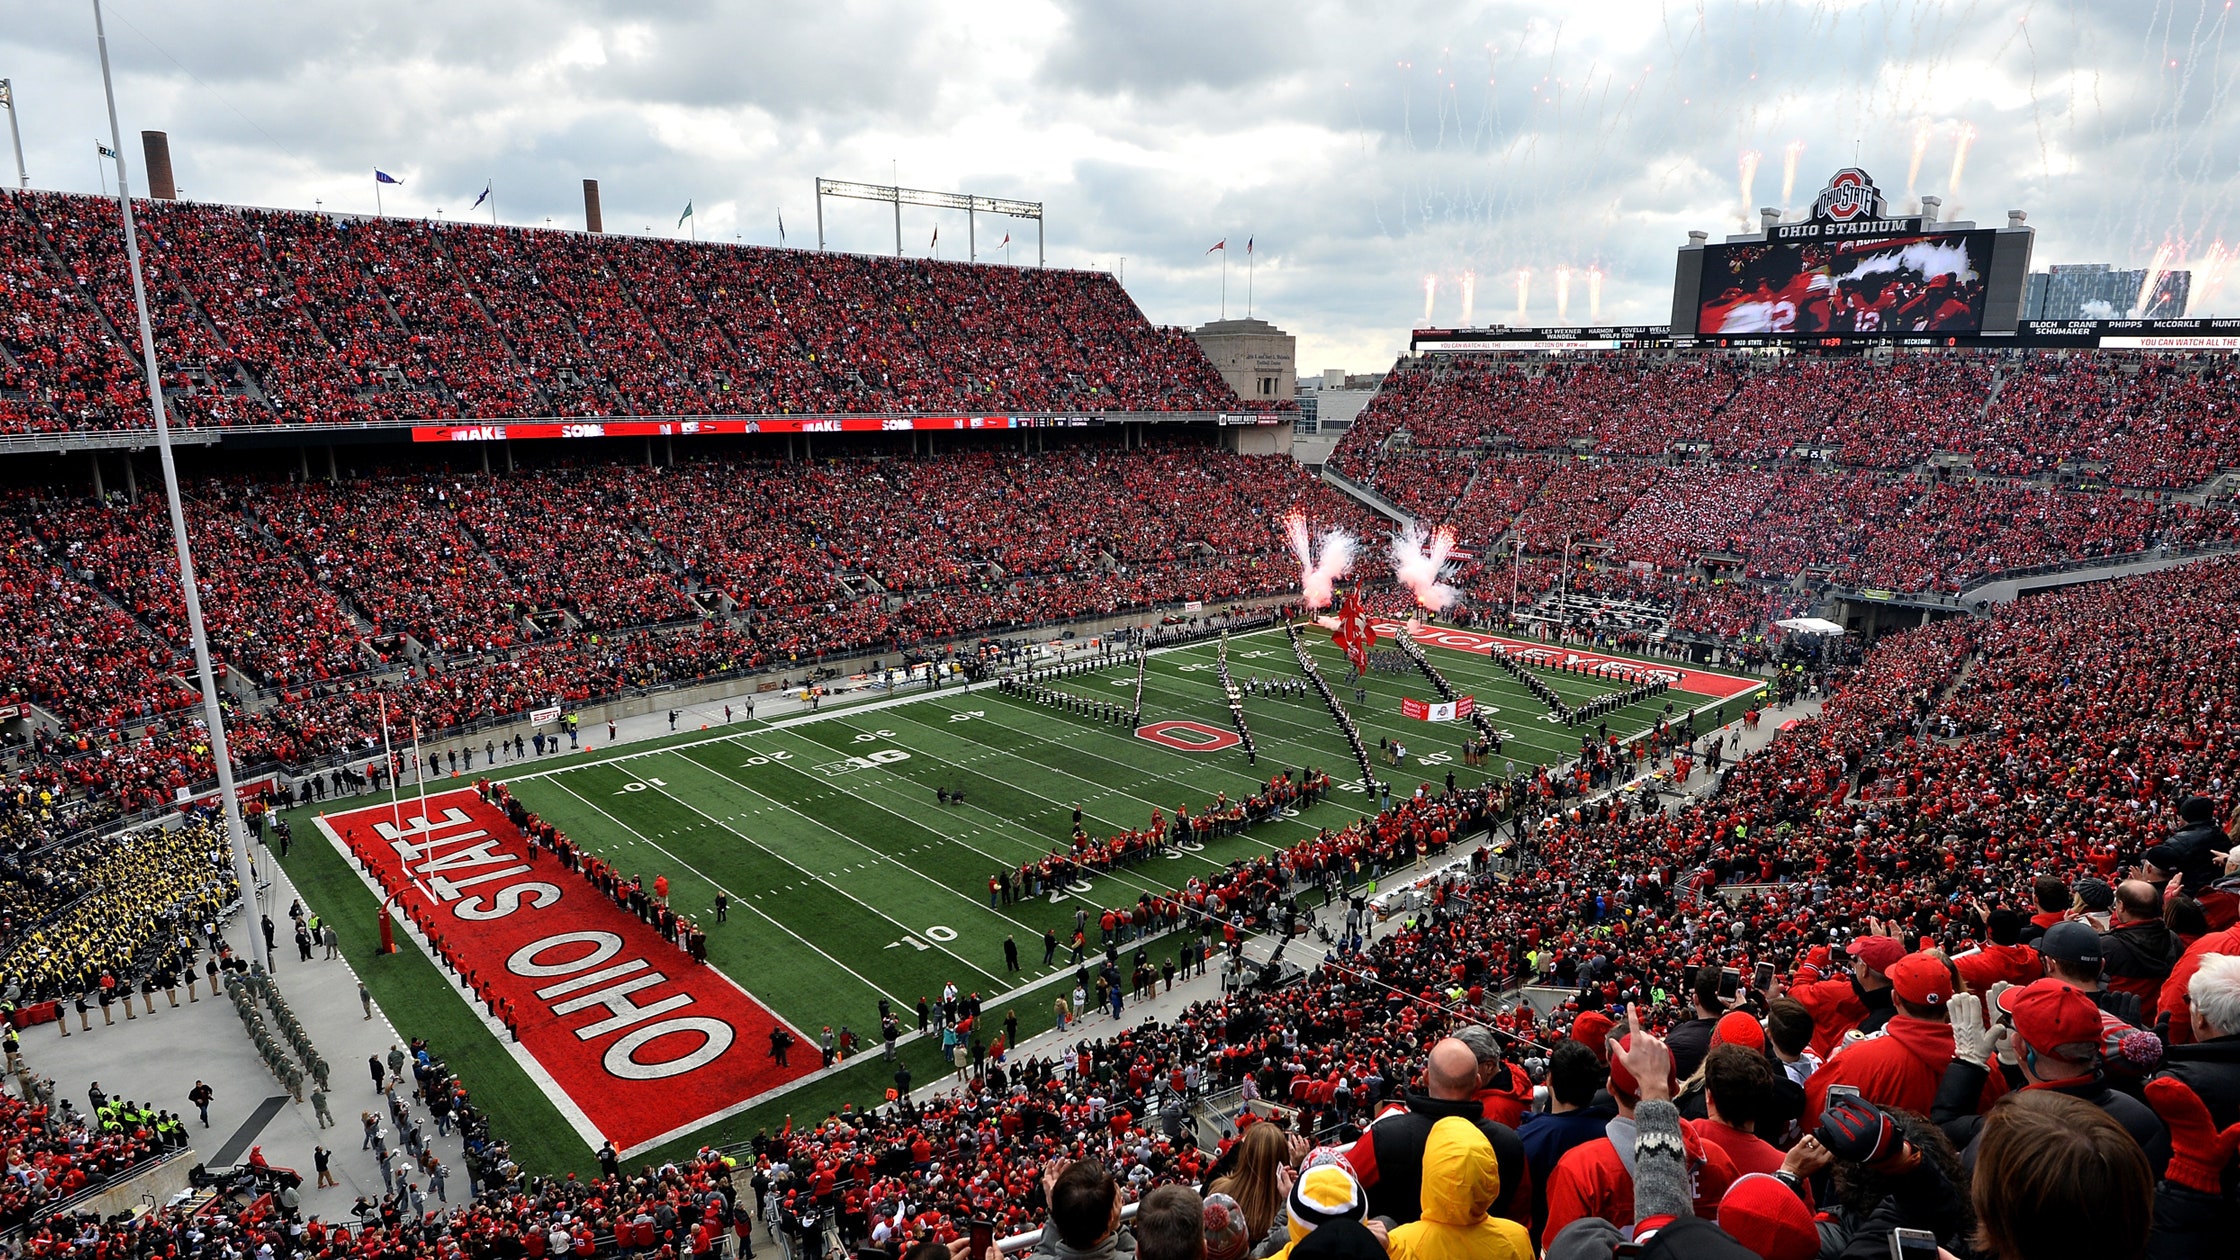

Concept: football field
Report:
left=286, top=621, right=1761, bottom=1170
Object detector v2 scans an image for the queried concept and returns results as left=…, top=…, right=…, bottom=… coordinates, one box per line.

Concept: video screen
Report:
left=1696, top=230, right=1996, bottom=335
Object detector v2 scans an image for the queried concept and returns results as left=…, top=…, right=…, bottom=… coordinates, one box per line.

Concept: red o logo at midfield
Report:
left=1136, top=720, right=1242, bottom=753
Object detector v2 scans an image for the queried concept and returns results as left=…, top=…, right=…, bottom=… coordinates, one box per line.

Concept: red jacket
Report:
left=2159, top=924, right=2240, bottom=1044
left=1474, top=1064, right=1534, bottom=1131
left=1697, top=1120, right=1783, bottom=1178
left=1804, top=1014, right=2004, bottom=1124
left=1952, top=942, right=2041, bottom=995
left=1541, top=1116, right=1738, bottom=1248
left=1790, top=976, right=1868, bottom=1060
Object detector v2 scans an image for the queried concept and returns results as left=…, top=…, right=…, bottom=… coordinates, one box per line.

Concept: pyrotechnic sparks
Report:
left=2199, top=241, right=2231, bottom=298
left=1515, top=268, right=1530, bottom=321
left=1422, top=274, right=1437, bottom=325
left=2136, top=241, right=2175, bottom=316
left=1555, top=265, right=1572, bottom=323
left=1588, top=267, right=1603, bottom=322
left=1907, top=120, right=1934, bottom=198
left=1459, top=271, right=1476, bottom=326
left=1781, top=140, right=1806, bottom=206
left=1388, top=523, right=1461, bottom=614
left=1947, top=122, right=1977, bottom=196
left=1738, top=149, right=1762, bottom=223
left=1284, top=512, right=1358, bottom=610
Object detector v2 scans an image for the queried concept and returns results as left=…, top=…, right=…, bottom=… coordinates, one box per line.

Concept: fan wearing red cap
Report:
left=1542, top=1008, right=1740, bottom=1251
left=1803, top=952, right=2005, bottom=1125
left=1712, top=1174, right=1818, bottom=1260
left=1788, top=933, right=1903, bottom=1061
left=1931, top=986, right=2173, bottom=1176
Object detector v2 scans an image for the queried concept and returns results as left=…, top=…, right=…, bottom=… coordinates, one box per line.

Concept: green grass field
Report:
left=278, top=623, right=1758, bottom=1172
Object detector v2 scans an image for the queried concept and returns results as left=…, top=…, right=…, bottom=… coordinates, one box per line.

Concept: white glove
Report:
left=1947, top=992, right=1989, bottom=1064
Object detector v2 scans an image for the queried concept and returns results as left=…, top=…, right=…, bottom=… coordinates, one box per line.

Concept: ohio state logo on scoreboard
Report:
left=1812, top=168, right=1889, bottom=223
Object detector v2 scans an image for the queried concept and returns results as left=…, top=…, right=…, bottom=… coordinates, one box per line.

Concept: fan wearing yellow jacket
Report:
left=1385, top=1117, right=1535, bottom=1260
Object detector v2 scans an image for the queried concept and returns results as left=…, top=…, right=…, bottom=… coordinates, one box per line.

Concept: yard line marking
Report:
left=583, top=759, right=1007, bottom=987
left=541, top=775, right=909, bottom=1007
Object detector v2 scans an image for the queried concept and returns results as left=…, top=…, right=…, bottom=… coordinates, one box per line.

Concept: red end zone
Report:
left=316, top=788, right=810, bottom=1155
left=1368, top=621, right=1764, bottom=701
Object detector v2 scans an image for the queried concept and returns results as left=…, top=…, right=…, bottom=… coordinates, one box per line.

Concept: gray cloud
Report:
left=3, top=0, right=2235, bottom=374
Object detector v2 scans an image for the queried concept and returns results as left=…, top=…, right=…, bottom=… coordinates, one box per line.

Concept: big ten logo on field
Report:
left=1135, top=720, right=1242, bottom=752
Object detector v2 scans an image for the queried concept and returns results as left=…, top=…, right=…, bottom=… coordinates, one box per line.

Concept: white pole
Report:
left=375, top=177, right=383, bottom=218
left=380, top=692, right=401, bottom=837
left=2, top=80, right=25, bottom=188
left=92, top=0, right=268, bottom=972
left=1510, top=539, right=1521, bottom=623
left=412, top=722, right=432, bottom=825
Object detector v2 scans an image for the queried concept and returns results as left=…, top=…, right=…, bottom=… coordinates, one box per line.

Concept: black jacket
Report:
left=2100, top=918, right=2182, bottom=989
left=2160, top=819, right=2230, bottom=892
left=1934, top=1059, right=2170, bottom=1178
left=2156, top=1033, right=2240, bottom=1132
left=1347, top=1092, right=1527, bottom=1226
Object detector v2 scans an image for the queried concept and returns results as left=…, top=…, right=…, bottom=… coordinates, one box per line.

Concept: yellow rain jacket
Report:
left=1385, top=1117, right=1534, bottom=1260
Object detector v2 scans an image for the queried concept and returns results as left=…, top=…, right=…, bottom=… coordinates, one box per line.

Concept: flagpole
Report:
left=1221, top=250, right=1227, bottom=319
left=489, top=179, right=497, bottom=227
left=375, top=175, right=383, bottom=218
left=2, top=80, right=26, bottom=189
left=411, top=721, right=433, bottom=843
left=1248, top=238, right=1254, bottom=317
left=93, top=0, right=267, bottom=973
left=380, top=693, right=401, bottom=838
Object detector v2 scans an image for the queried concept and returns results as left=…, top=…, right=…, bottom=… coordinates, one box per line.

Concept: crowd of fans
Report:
left=1340, top=451, right=2236, bottom=600
left=21, top=558, right=2240, bottom=1260
left=0, top=191, right=1243, bottom=430
left=662, top=555, right=2240, bottom=1259
left=0, top=443, right=1380, bottom=829
left=1329, top=348, right=2240, bottom=490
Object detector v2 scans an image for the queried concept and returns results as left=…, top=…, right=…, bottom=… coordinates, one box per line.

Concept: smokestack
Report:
left=1759, top=207, right=1780, bottom=231
left=141, top=131, right=176, bottom=200
left=1920, top=196, right=1941, bottom=226
left=583, top=179, right=603, bottom=233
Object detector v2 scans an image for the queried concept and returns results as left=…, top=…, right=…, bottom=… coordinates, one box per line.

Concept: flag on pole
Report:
left=1247, top=236, right=1254, bottom=255
left=677, top=201, right=693, bottom=228
left=374, top=169, right=402, bottom=185
left=998, top=232, right=1010, bottom=248
left=778, top=209, right=786, bottom=244
left=1332, top=587, right=1377, bottom=676
left=1207, top=239, right=1226, bottom=253
left=0, top=82, right=13, bottom=108
left=471, top=181, right=491, bottom=209
left=931, top=223, right=939, bottom=248
left=97, top=141, right=118, bottom=159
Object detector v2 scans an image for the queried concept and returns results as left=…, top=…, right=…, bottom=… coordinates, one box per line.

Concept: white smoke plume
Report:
left=1285, top=512, right=1357, bottom=609
left=1388, top=523, right=1461, bottom=613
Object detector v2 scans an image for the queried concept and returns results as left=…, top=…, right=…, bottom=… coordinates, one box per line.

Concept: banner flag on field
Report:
left=1331, top=587, right=1377, bottom=676
left=1401, top=695, right=1475, bottom=722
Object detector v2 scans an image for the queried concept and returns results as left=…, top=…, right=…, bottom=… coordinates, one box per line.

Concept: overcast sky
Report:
left=5, top=0, right=2237, bottom=372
